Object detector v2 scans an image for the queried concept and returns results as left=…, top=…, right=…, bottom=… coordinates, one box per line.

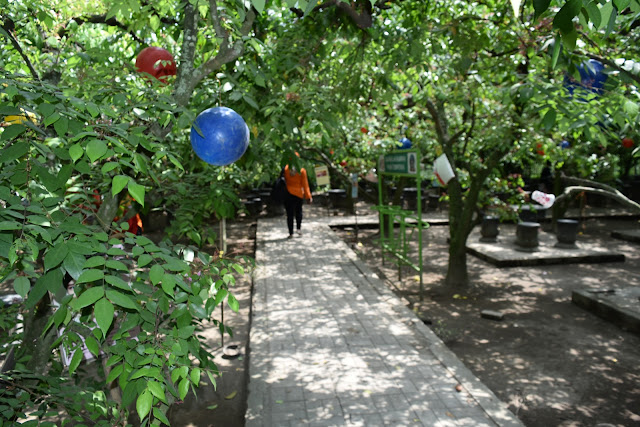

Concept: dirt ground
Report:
left=167, top=218, right=257, bottom=427
left=3, top=203, right=639, bottom=426
left=176, top=203, right=640, bottom=427
left=333, top=210, right=640, bottom=427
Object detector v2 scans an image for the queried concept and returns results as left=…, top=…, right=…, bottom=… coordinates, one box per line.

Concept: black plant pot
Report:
left=480, top=216, right=500, bottom=242
left=555, top=219, right=579, bottom=248
left=515, top=221, right=540, bottom=252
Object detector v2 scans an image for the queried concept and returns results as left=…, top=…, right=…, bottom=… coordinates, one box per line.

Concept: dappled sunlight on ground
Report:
left=336, top=214, right=640, bottom=426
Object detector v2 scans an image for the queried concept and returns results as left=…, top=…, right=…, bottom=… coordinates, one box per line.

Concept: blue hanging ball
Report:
left=190, top=106, right=250, bottom=166
left=563, top=59, right=607, bottom=96
left=578, top=59, right=606, bottom=93
left=561, top=140, right=570, bottom=149
left=398, top=137, right=412, bottom=149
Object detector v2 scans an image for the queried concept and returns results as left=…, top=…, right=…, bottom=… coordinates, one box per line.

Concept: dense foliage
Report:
left=0, top=0, right=639, bottom=424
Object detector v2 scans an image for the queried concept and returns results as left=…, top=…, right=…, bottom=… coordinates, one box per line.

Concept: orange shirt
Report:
left=284, top=165, right=312, bottom=200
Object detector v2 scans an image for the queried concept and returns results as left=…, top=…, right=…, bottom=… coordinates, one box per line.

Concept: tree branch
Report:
left=555, top=186, right=640, bottom=212
left=561, top=174, right=620, bottom=194
left=424, top=98, right=449, bottom=146
left=174, top=1, right=256, bottom=106
left=173, top=1, right=200, bottom=107
left=58, top=14, right=143, bottom=43
left=0, top=19, right=40, bottom=81
left=291, top=0, right=373, bottom=29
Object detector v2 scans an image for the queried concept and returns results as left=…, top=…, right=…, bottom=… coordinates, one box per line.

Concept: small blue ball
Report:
left=190, top=107, right=250, bottom=166
left=398, top=137, right=412, bottom=149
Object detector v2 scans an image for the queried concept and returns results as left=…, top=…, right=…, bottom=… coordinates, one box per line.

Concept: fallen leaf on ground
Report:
left=225, top=391, right=237, bottom=400
left=207, top=404, right=218, bottom=410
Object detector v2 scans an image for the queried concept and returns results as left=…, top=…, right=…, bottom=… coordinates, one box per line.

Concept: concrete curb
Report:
left=324, top=225, right=523, bottom=427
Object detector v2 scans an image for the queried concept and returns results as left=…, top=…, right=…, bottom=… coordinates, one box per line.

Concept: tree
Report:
left=364, top=0, right=640, bottom=289
left=0, top=0, right=259, bottom=423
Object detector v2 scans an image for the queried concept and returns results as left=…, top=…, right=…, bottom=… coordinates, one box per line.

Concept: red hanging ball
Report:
left=135, top=47, right=177, bottom=82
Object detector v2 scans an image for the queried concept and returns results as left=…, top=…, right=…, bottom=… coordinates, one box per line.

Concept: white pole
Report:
left=220, top=218, right=227, bottom=253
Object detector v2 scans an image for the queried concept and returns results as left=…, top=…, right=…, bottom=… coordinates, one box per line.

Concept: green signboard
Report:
left=378, top=151, right=419, bottom=175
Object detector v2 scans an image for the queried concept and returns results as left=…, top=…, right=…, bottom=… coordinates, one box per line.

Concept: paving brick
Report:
left=247, top=218, right=523, bottom=427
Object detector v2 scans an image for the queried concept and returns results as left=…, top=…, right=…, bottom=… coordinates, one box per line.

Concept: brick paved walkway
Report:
left=246, top=216, right=523, bottom=427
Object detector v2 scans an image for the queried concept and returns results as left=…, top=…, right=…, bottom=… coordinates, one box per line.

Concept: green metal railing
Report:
left=374, top=149, right=430, bottom=299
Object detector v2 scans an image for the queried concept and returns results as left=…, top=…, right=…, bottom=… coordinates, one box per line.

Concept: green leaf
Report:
left=85, top=334, right=100, bottom=357
left=77, top=269, right=105, bottom=283
left=147, top=381, right=166, bottom=402
left=0, top=220, right=22, bottom=231
left=130, top=366, right=161, bottom=380
left=84, top=256, right=106, bottom=268
left=561, top=28, right=578, bottom=51
left=550, top=36, right=561, bottom=69
left=164, top=259, right=188, bottom=272
left=136, top=390, right=153, bottom=421
left=86, top=139, right=107, bottom=162
left=585, top=1, right=602, bottom=28
left=153, top=407, right=170, bottom=425
left=598, top=0, right=614, bottom=30
left=44, top=111, right=61, bottom=127
left=86, top=102, right=100, bottom=118
left=624, top=100, right=639, bottom=117
left=206, top=370, right=217, bottom=390
left=161, top=273, right=176, bottom=295
left=101, top=162, right=119, bottom=173
left=542, top=109, right=556, bottom=131
left=232, top=264, right=244, bottom=275
left=63, top=252, right=86, bottom=280
left=0, top=125, right=27, bottom=143
left=0, top=140, right=29, bottom=163
left=105, top=274, right=131, bottom=291
left=190, top=367, right=201, bottom=387
left=106, top=289, right=138, bottom=310
left=106, top=259, right=128, bottom=271
left=178, top=377, right=189, bottom=400
left=72, top=286, right=105, bottom=310
left=605, top=4, right=617, bottom=36
left=149, top=265, right=164, bottom=285
left=13, top=276, right=30, bottom=299
left=251, top=0, right=265, bottom=13
left=553, top=0, right=582, bottom=34
left=227, top=293, right=239, bottom=312
left=95, top=297, right=115, bottom=335
left=53, top=116, right=68, bottom=137
left=107, top=363, right=124, bottom=384
left=137, top=253, right=153, bottom=267
left=172, top=365, right=188, bottom=383
left=69, top=348, right=84, bottom=375
left=44, top=242, right=69, bottom=271
left=26, top=270, right=61, bottom=308
left=112, top=175, right=129, bottom=196
left=614, top=0, right=630, bottom=10
left=69, top=144, right=83, bottom=162
left=128, top=182, right=145, bottom=206
left=303, top=0, right=315, bottom=16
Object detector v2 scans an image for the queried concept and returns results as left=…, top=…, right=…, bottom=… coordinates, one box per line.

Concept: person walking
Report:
left=283, top=164, right=313, bottom=238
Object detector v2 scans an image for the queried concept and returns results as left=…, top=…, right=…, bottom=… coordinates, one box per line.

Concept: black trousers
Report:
left=284, top=192, right=303, bottom=235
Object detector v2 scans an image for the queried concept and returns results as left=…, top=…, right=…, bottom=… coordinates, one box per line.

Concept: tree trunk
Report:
left=443, top=164, right=491, bottom=289
left=18, top=293, right=59, bottom=376
left=446, top=230, right=469, bottom=288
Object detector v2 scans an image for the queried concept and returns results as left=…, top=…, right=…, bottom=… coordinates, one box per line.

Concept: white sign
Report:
left=315, top=165, right=330, bottom=186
